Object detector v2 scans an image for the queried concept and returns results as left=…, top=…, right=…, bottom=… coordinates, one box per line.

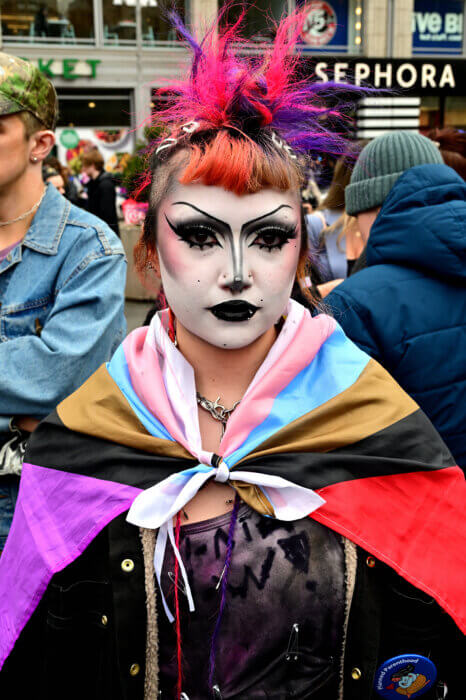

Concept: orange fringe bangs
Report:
left=179, top=131, right=303, bottom=196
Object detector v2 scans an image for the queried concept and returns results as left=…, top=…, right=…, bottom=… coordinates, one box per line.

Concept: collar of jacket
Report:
left=21, top=183, right=71, bottom=256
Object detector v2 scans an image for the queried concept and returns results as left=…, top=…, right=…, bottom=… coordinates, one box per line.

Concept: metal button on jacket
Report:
left=121, top=558, right=135, bottom=573
left=129, top=663, right=141, bottom=676
left=101, top=614, right=108, bottom=626
left=351, top=667, right=362, bottom=680
left=366, top=556, right=376, bottom=568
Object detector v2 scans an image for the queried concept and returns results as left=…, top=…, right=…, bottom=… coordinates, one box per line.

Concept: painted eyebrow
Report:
left=171, top=202, right=293, bottom=230
left=172, top=202, right=229, bottom=227
left=242, top=204, right=293, bottom=228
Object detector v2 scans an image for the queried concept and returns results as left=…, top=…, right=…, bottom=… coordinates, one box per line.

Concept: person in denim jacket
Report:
left=0, top=53, right=127, bottom=549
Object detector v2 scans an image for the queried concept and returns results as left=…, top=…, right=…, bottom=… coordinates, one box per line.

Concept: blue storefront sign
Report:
left=412, top=0, right=463, bottom=55
left=297, top=0, right=350, bottom=53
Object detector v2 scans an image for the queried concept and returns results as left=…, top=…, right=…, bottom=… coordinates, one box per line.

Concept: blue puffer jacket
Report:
left=327, top=164, right=466, bottom=468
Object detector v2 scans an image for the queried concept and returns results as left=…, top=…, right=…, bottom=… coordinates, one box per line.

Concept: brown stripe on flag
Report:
left=57, top=365, right=192, bottom=461
left=245, top=360, right=418, bottom=461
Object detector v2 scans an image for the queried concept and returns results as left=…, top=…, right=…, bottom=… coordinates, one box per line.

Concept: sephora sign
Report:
left=302, top=58, right=462, bottom=94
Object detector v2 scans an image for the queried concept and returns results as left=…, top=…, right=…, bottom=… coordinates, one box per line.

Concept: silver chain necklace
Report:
left=196, top=392, right=241, bottom=436
left=0, top=188, right=46, bottom=227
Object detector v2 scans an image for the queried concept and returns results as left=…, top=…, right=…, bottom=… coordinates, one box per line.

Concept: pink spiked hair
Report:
left=135, top=7, right=363, bottom=197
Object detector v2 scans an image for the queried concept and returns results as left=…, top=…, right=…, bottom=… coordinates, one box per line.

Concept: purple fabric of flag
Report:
left=0, top=463, right=141, bottom=669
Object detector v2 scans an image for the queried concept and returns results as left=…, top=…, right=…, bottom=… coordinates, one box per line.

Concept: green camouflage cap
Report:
left=0, top=52, right=57, bottom=130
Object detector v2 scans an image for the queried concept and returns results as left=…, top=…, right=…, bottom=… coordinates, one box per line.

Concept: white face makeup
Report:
left=155, top=182, right=301, bottom=349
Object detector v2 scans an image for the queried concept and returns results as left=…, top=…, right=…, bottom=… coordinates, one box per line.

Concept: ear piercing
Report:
left=31, top=156, right=38, bottom=163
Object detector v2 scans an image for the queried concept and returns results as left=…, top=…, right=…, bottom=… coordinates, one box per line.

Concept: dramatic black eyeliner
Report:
left=248, top=223, right=299, bottom=251
left=165, top=215, right=222, bottom=250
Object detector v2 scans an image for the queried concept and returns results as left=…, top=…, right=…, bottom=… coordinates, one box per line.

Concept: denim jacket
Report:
left=0, top=184, right=127, bottom=440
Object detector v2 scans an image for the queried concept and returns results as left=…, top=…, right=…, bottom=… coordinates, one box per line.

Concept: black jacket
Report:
left=2, top=512, right=462, bottom=700
left=86, top=171, right=120, bottom=236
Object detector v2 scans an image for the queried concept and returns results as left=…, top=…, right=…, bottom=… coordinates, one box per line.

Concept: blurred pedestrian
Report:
left=33, top=5, right=48, bottom=37
left=327, top=131, right=466, bottom=469
left=301, top=171, right=321, bottom=213
left=42, top=164, right=65, bottom=195
left=0, top=52, right=127, bottom=550
left=427, top=127, right=466, bottom=180
left=306, top=156, right=364, bottom=297
left=45, top=155, right=80, bottom=204
left=82, top=148, right=120, bottom=236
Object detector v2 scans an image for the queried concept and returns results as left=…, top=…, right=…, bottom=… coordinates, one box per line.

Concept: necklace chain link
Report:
left=0, top=188, right=46, bottom=228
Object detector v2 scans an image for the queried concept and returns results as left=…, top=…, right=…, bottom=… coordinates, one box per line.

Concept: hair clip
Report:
left=155, top=120, right=201, bottom=156
left=155, top=137, right=178, bottom=156
left=271, top=131, right=298, bottom=160
left=181, top=120, right=200, bottom=134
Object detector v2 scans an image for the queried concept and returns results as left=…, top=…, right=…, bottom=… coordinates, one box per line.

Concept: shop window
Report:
left=57, top=89, right=132, bottom=127
left=419, top=96, right=441, bottom=134
left=103, top=0, right=136, bottom=45
left=54, top=90, right=134, bottom=177
left=445, top=96, right=466, bottom=129
left=412, top=0, right=463, bottom=55
left=219, top=0, right=290, bottom=42
left=219, top=1, right=364, bottom=53
left=142, top=0, right=187, bottom=44
left=1, top=0, right=94, bottom=44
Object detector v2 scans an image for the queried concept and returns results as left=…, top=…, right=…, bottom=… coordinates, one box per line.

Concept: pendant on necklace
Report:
left=196, top=392, right=240, bottom=436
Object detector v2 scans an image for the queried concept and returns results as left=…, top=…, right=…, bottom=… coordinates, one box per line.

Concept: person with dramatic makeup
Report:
left=0, top=11, right=464, bottom=700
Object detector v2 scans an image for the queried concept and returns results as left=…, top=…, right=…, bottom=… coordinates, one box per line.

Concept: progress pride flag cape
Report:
left=1, top=302, right=465, bottom=666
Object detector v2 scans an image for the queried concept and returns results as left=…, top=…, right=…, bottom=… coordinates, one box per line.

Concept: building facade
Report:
left=0, top=0, right=464, bottom=162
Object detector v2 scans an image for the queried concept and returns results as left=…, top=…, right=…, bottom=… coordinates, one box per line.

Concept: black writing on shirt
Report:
left=228, top=548, right=276, bottom=599
left=277, top=531, right=310, bottom=574
left=256, top=516, right=294, bottom=539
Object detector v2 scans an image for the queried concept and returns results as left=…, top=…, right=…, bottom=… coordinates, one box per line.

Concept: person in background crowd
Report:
left=45, top=155, right=80, bottom=205
left=327, top=131, right=466, bottom=469
left=313, top=152, right=335, bottom=189
left=306, top=156, right=364, bottom=297
left=0, top=52, right=127, bottom=551
left=81, top=148, right=120, bottom=236
left=301, top=170, right=321, bottom=213
left=33, top=5, right=48, bottom=37
left=427, top=126, right=466, bottom=180
left=42, top=164, right=65, bottom=195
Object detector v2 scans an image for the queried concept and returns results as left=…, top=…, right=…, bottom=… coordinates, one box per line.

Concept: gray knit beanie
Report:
left=345, top=131, right=443, bottom=216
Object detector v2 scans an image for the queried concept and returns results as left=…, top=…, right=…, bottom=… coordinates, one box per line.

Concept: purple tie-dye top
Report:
left=158, top=504, right=345, bottom=698
left=0, top=240, right=20, bottom=262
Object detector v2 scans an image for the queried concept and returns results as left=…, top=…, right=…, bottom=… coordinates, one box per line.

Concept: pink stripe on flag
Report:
left=220, top=313, right=336, bottom=457
left=123, top=328, right=190, bottom=450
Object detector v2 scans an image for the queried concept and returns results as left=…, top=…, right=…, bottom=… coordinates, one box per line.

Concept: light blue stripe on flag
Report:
left=226, top=326, right=369, bottom=467
left=107, top=345, right=174, bottom=442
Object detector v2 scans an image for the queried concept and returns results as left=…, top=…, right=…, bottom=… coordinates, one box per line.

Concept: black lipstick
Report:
left=208, top=300, right=259, bottom=322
